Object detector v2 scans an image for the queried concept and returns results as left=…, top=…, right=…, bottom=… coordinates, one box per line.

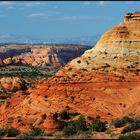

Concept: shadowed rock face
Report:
left=0, top=44, right=90, bottom=67
left=0, top=12, right=140, bottom=132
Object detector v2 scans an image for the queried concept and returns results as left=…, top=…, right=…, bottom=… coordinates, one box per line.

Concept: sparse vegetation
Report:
left=62, top=114, right=107, bottom=137
left=5, top=127, right=20, bottom=137
left=111, top=116, right=134, bottom=128
left=29, top=126, right=44, bottom=136
left=18, top=132, right=34, bottom=139
left=62, top=115, right=87, bottom=136
left=119, top=133, right=140, bottom=140
left=121, top=122, right=140, bottom=134
left=0, top=65, right=59, bottom=79
left=89, top=119, right=107, bottom=132
left=59, top=110, right=70, bottom=120
left=0, top=128, right=6, bottom=138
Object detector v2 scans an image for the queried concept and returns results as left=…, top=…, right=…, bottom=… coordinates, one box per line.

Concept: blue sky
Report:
left=0, top=1, right=140, bottom=39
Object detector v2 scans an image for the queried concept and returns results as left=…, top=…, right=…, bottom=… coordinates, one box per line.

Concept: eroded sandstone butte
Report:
left=0, top=12, right=140, bottom=131
left=0, top=44, right=90, bottom=67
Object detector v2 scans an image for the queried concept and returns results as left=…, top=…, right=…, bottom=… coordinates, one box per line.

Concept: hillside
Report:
left=0, top=12, right=139, bottom=138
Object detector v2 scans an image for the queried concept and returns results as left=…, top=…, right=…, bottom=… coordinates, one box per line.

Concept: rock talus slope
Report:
left=0, top=12, right=140, bottom=131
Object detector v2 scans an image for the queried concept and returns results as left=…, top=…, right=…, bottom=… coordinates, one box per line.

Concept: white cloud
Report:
left=62, top=15, right=113, bottom=21
left=98, top=1, right=111, bottom=6
left=28, top=13, right=45, bottom=17
left=23, top=2, right=47, bottom=7
left=0, top=1, right=13, bottom=5
left=27, top=11, right=60, bottom=18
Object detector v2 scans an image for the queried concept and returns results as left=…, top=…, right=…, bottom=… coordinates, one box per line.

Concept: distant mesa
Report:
left=0, top=44, right=91, bottom=67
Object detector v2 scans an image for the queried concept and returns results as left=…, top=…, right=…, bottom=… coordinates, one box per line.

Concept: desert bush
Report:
left=0, top=128, right=6, bottom=138
left=29, top=126, right=43, bottom=136
left=111, top=118, right=125, bottom=128
left=119, top=132, right=140, bottom=140
left=5, top=127, right=20, bottom=137
left=121, top=122, right=140, bottom=134
left=17, top=132, right=34, bottom=139
left=111, top=116, right=134, bottom=128
left=52, top=112, right=58, bottom=119
left=62, top=121, right=76, bottom=136
left=68, top=130, right=92, bottom=139
left=62, top=115, right=87, bottom=136
left=75, top=116, right=87, bottom=131
left=89, top=119, right=107, bottom=132
left=59, top=110, right=70, bottom=120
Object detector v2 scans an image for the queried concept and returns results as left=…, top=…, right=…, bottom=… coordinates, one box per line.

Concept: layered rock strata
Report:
left=0, top=44, right=90, bottom=67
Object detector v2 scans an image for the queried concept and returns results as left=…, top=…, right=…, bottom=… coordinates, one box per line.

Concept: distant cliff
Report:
left=0, top=44, right=91, bottom=67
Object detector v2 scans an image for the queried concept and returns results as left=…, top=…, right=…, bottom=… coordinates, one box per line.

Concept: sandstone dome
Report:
left=54, top=11, right=140, bottom=82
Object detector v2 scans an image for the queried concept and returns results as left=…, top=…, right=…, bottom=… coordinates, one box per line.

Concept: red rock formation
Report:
left=0, top=77, right=27, bottom=91
left=42, top=114, right=61, bottom=132
left=0, top=44, right=90, bottom=67
left=0, top=12, right=139, bottom=132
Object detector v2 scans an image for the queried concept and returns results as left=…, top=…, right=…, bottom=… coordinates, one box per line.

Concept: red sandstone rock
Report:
left=0, top=77, right=26, bottom=90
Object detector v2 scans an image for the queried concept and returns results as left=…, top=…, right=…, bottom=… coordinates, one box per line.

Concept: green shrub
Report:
left=119, top=133, right=140, bottom=140
left=111, top=118, right=125, bottom=128
left=52, top=112, right=58, bottom=119
left=62, top=121, right=76, bottom=136
left=18, top=132, right=34, bottom=139
left=121, top=122, right=140, bottom=134
left=68, top=130, right=92, bottom=139
left=89, top=119, right=107, bottom=132
left=111, top=116, right=134, bottom=128
left=59, top=110, right=70, bottom=120
left=74, top=116, right=87, bottom=132
left=62, top=115, right=87, bottom=136
left=5, top=127, right=20, bottom=137
left=0, top=128, right=6, bottom=138
left=29, top=126, right=43, bottom=136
